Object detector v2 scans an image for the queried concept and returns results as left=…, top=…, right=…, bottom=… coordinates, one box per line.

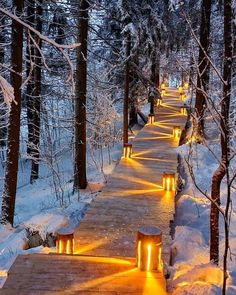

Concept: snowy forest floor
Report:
left=170, top=113, right=236, bottom=294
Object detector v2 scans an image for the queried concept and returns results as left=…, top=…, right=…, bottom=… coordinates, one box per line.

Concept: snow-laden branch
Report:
left=0, top=75, right=15, bottom=108
left=0, top=6, right=80, bottom=91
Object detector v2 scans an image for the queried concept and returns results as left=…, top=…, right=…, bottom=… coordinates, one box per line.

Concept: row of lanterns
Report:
left=55, top=84, right=187, bottom=276
left=56, top=225, right=164, bottom=273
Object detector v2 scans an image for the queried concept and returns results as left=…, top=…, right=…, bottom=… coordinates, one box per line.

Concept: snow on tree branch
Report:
left=0, top=6, right=80, bottom=92
left=0, top=75, right=15, bottom=108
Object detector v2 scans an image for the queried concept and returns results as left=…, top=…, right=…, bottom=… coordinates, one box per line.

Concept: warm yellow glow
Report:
left=166, top=178, right=170, bottom=191
left=158, top=246, right=163, bottom=272
left=161, top=83, right=166, bottom=90
left=163, top=173, right=176, bottom=191
left=161, top=90, right=165, bottom=97
left=137, top=240, right=141, bottom=269
left=186, top=136, right=197, bottom=144
left=173, top=126, right=181, bottom=140
left=58, top=239, right=62, bottom=254
left=148, top=114, right=155, bottom=124
left=147, top=244, right=152, bottom=271
left=123, top=144, right=132, bottom=158
left=156, top=98, right=162, bottom=106
left=181, top=107, right=187, bottom=116
left=178, top=86, right=183, bottom=93
left=180, top=93, right=187, bottom=101
left=184, top=82, right=189, bottom=89
left=0, top=270, right=7, bottom=277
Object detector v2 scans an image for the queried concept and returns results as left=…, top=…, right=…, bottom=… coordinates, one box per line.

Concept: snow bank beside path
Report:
left=170, top=143, right=236, bottom=294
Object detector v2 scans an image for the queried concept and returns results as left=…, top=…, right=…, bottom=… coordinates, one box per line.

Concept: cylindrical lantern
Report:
left=56, top=229, right=74, bottom=254
left=161, top=83, right=166, bottom=90
left=184, top=82, right=189, bottom=90
left=148, top=114, right=155, bottom=124
left=156, top=98, right=162, bottom=107
left=136, top=226, right=162, bottom=272
left=161, top=90, right=165, bottom=97
left=181, top=107, right=188, bottom=116
left=173, top=126, right=181, bottom=140
left=123, top=143, right=132, bottom=158
left=162, top=172, right=176, bottom=191
left=180, top=93, right=187, bottom=101
left=178, top=86, right=183, bottom=94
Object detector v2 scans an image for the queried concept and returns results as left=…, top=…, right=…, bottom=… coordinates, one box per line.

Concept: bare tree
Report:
left=74, top=0, right=90, bottom=190
left=1, top=0, right=24, bottom=225
left=195, top=0, right=212, bottom=137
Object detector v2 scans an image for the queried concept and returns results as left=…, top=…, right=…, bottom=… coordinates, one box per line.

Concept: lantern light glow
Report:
left=184, top=82, right=189, bottom=89
left=178, top=86, right=184, bottom=94
left=173, top=126, right=181, bottom=140
left=163, top=172, right=176, bottom=191
left=123, top=143, right=132, bottom=158
left=161, top=83, right=166, bottom=90
left=56, top=230, right=74, bottom=255
left=147, top=244, right=152, bottom=271
left=136, top=226, right=163, bottom=272
left=181, top=107, right=188, bottom=116
left=148, top=114, right=155, bottom=124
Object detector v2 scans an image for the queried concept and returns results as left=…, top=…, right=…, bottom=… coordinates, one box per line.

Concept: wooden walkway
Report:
left=0, top=88, right=186, bottom=295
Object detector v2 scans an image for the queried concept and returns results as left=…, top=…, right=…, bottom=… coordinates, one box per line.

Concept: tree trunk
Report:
left=150, top=51, right=160, bottom=115
left=26, top=1, right=35, bottom=156
left=222, top=0, right=232, bottom=293
left=1, top=0, right=24, bottom=226
left=0, top=9, right=7, bottom=147
left=195, top=0, right=212, bottom=136
left=210, top=0, right=232, bottom=271
left=30, top=0, right=42, bottom=183
left=123, top=32, right=131, bottom=145
left=74, top=0, right=89, bottom=190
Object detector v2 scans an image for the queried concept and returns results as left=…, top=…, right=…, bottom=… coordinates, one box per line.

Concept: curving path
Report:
left=0, top=88, right=187, bottom=295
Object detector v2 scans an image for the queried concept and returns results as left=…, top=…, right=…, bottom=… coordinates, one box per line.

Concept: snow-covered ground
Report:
left=0, top=141, right=123, bottom=287
left=170, top=142, right=236, bottom=294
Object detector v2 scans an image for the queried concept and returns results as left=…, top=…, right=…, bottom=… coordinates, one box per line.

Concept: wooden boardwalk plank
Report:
left=0, top=88, right=187, bottom=294
left=74, top=89, right=186, bottom=260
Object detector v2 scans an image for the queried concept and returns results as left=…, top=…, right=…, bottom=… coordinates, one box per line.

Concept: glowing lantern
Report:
left=180, top=93, right=187, bottom=101
left=184, top=82, right=189, bottom=90
left=161, top=83, right=166, bottom=90
left=148, top=114, right=155, bottom=124
left=162, top=172, right=176, bottom=191
left=123, top=143, right=132, bottom=158
left=156, top=98, right=162, bottom=107
left=178, top=86, right=183, bottom=94
left=181, top=106, right=188, bottom=116
left=136, top=226, right=162, bottom=272
left=56, top=229, right=74, bottom=254
left=173, top=126, right=181, bottom=140
left=161, top=90, right=165, bottom=97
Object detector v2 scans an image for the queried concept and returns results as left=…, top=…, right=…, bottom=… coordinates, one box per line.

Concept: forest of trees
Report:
left=0, top=0, right=235, bottom=293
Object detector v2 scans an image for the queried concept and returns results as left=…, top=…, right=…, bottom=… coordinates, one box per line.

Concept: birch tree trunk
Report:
left=30, top=0, right=42, bottom=183
left=1, top=0, right=24, bottom=225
